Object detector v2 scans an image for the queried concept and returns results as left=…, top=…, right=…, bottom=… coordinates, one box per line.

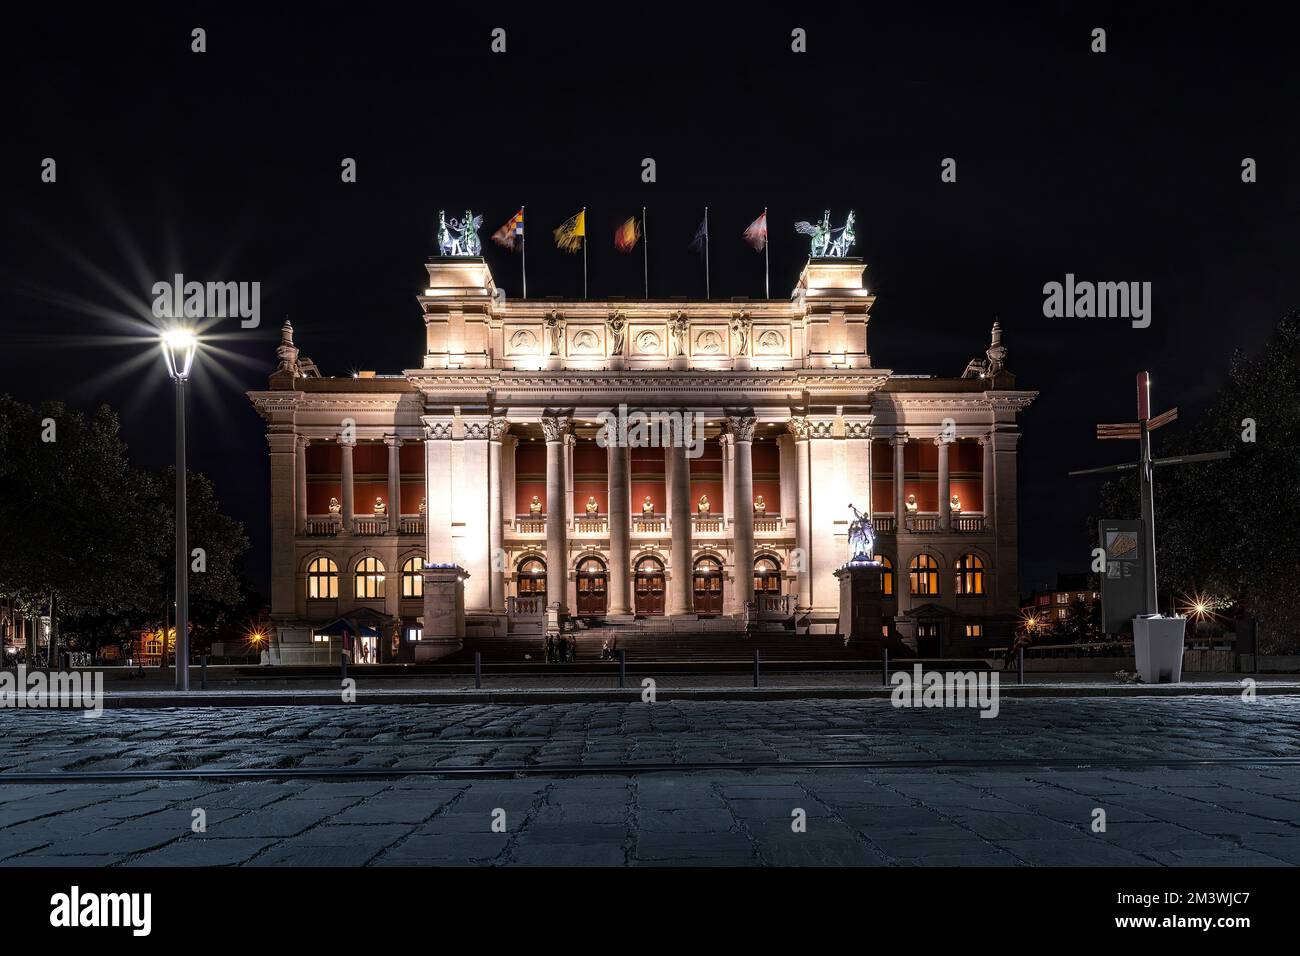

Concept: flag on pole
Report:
left=554, top=209, right=586, bottom=253
left=742, top=211, right=768, bottom=251
left=614, top=216, right=641, bottom=253
left=689, top=215, right=708, bottom=256
left=492, top=209, right=524, bottom=250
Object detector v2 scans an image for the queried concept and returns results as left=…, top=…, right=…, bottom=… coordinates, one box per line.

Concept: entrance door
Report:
left=634, top=556, right=665, bottom=616
left=575, top=557, right=608, bottom=616
left=917, top=623, right=941, bottom=657
left=693, top=557, right=723, bottom=616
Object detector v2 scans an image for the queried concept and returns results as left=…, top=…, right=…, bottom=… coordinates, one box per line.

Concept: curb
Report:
left=38, top=682, right=1300, bottom=708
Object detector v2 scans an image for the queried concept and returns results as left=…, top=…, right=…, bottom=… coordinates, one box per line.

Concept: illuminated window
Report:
left=754, top=557, right=782, bottom=594
left=401, top=556, right=424, bottom=598
left=306, top=557, right=339, bottom=599
left=965, top=624, right=983, bottom=638
left=874, top=555, right=894, bottom=596
left=909, top=554, right=939, bottom=595
left=312, top=633, right=331, bottom=643
left=406, top=626, right=423, bottom=642
left=354, top=557, right=386, bottom=599
left=955, top=553, right=985, bottom=595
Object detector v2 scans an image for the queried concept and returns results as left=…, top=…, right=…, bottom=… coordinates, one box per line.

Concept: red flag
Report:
left=742, top=211, right=768, bottom=251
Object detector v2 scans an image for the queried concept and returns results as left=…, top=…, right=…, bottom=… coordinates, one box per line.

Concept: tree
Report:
left=0, top=398, right=161, bottom=654
left=1094, top=311, right=1300, bottom=652
left=0, top=395, right=252, bottom=660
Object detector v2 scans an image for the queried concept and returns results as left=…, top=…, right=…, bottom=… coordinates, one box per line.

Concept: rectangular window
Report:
left=407, top=627, right=423, bottom=642
left=965, top=624, right=983, bottom=638
left=312, top=633, right=331, bottom=643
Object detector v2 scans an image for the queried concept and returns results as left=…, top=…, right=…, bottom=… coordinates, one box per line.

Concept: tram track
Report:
left=3, top=754, right=1300, bottom=784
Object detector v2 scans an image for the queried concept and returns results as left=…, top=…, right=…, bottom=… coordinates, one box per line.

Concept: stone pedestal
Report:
left=416, top=564, right=468, bottom=662
left=835, top=560, right=897, bottom=651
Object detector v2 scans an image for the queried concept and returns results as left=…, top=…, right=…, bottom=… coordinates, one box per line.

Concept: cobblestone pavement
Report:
left=2, top=697, right=1299, bottom=865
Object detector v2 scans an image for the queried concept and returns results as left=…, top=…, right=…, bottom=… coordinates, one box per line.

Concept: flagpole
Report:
left=582, top=206, right=588, bottom=300
left=642, top=206, right=648, bottom=299
left=521, top=206, right=527, bottom=298
left=704, top=206, right=711, bottom=300
left=763, top=206, right=770, bottom=299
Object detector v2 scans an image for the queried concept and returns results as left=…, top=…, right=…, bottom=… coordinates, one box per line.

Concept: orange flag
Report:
left=614, top=216, right=641, bottom=252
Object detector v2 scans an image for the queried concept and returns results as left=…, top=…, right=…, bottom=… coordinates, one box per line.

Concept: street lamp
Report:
left=161, top=329, right=198, bottom=691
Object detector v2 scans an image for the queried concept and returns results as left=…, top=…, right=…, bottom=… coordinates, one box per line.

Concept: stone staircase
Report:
left=462, top=623, right=864, bottom=662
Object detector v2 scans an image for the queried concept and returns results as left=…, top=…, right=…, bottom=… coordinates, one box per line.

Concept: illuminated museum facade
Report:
left=248, top=256, right=1035, bottom=662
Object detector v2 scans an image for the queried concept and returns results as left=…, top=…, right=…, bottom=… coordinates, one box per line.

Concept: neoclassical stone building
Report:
left=248, top=255, right=1035, bottom=662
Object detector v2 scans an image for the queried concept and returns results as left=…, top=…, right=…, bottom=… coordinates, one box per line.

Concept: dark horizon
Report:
left=4, top=5, right=1296, bottom=598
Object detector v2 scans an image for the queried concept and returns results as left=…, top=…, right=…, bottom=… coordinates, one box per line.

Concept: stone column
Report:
left=981, top=434, right=994, bottom=524
left=777, top=433, right=795, bottom=526
left=267, top=430, right=298, bottom=616
left=719, top=433, right=734, bottom=534
left=488, top=418, right=508, bottom=613
left=891, top=434, right=907, bottom=528
left=991, top=428, right=1022, bottom=611
left=730, top=415, right=757, bottom=611
left=564, top=432, right=576, bottom=534
left=790, top=417, right=812, bottom=608
left=339, top=434, right=355, bottom=535
left=937, top=436, right=952, bottom=531
left=295, top=435, right=308, bottom=535
left=385, top=435, right=401, bottom=534
left=666, top=417, right=692, bottom=615
left=423, top=419, right=453, bottom=562
left=607, top=435, right=631, bottom=615
left=501, top=434, right=517, bottom=532
left=542, top=415, right=570, bottom=615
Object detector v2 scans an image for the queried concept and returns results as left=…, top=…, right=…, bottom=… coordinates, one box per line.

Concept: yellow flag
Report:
left=554, top=209, right=586, bottom=252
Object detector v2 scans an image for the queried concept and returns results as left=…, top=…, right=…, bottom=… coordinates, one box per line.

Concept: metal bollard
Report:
left=753, top=649, right=760, bottom=688
left=618, top=649, right=626, bottom=689
left=475, top=651, right=482, bottom=689
left=882, top=649, right=889, bottom=687
left=1017, top=646, right=1024, bottom=686
left=200, top=654, right=207, bottom=691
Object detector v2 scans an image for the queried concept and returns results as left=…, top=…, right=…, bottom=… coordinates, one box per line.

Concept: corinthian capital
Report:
left=728, top=415, right=757, bottom=443
left=541, top=415, right=571, bottom=443
left=488, top=417, right=510, bottom=441
left=788, top=416, right=812, bottom=441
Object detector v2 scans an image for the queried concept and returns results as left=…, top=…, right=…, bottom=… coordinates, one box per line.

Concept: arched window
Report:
left=874, top=555, right=894, bottom=596
left=401, top=556, right=424, bottom=598
left=754, top=556, right=782, bottom=595
left=517, top=558, right=547, bottom=599
left=354, top=556, right=386, bottom=599
left=306, top=557, right=339, bottom=599
left=909, top=554, right=939, bottom=596
left=956, top=553, right=985, bottom=595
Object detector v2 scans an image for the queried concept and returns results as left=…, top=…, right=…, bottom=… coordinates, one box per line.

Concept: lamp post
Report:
left=161, top=329, right=197, bottom=691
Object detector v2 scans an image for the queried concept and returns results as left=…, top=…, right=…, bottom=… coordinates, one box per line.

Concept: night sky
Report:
left=4, top=5, right=1296, bottom=596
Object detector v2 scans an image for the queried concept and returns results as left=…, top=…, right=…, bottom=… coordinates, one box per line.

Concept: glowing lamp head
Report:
left=161, top=328, right=198, bottom=380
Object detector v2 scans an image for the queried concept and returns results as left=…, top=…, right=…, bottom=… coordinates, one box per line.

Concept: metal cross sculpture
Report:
left=1069, top=371, right=1231, bottom=615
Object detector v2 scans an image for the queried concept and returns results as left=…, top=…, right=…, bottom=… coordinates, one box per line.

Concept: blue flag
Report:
left=689, top=215, right=708, bottom=256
